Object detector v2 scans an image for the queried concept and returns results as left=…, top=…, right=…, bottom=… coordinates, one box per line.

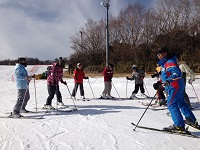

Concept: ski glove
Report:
left=25, top=76, right=32, bottom=81
left=151, top=73, right=159, bottom=78
left=108, top=78, right=112, bottom=81
left=85, top=76, right=89, bottom=79
left=126, top=76, right=131, bottom=80
left=162, top=80, right=170, bottom=87
left=188, top=79, right=194, bottom=84
left=153, top=81, right=162, bottom=90
left=32, top=74, right=36, bottom=78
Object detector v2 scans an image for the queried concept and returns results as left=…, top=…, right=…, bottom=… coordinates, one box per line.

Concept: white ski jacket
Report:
left=179, top=61, right=195, bottom=82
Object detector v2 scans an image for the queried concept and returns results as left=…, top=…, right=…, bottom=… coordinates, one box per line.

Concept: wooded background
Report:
left=1, top=0, right=200, bottom=73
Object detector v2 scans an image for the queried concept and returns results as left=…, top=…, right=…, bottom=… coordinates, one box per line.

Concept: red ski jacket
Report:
left=103, top=66, right=113, bottom=82
left=73, top=68, right=87, bottom=83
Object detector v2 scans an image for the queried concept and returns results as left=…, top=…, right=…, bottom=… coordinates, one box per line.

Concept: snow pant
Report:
left=184, top=91, right=192, bottom=108
left=13, top=89, right=30, bottom=114
left=132, top=83, right=145, bottom=94
left=102, top=81, right=112, bottom=95
left=167, top=81, right=196, bottom=127
left=46, top=85, right=62, bottom=105
left=72, top=83, right=84, bottom=97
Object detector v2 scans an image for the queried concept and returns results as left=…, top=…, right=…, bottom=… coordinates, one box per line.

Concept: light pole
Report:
left=80, top=31, right=83, bottom=51
left=101, top=0, right=110, bottom=66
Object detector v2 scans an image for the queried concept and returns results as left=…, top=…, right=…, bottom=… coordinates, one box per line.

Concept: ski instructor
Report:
left=155, top=47, right=198, bottom=132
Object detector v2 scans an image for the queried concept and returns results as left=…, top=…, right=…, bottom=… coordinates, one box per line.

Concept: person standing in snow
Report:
left=71, top=63, right=88, bottom=99
left=101, top=64, right=114, bottom=99
left=43, top=57, right=67, bottom=110
left=126, top=65, right=148, bottom=99
left=12, top=57, right=33, bottom=118
left=151, top=64, right=167, bottom=106
left=177, top=54, right=195, bottom=109
left=156, top=47, right=198, bottom=132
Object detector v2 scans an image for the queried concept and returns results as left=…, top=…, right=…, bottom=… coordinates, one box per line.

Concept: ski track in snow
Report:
left=0, top=65, right=200, bottom=150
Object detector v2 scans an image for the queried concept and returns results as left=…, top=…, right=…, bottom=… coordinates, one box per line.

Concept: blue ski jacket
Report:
left=157, top=54, right=196, bottom=127
left=15, top=63, right=29, bottom=89
left=157, top=55, right=183, bottom=91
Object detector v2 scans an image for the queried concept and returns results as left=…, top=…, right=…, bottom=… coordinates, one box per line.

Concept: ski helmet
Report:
left=132, top=65, right=137, bottom=70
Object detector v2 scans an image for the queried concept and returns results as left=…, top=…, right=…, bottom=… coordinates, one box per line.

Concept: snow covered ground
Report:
left=0, top=65, right=200, bottom=150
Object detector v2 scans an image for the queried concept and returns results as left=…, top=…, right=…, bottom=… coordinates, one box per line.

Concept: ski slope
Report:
left=0, top=65, right=200, bottom=150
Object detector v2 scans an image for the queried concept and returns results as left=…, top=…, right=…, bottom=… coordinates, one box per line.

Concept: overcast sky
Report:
left=0, top=0, right=157, bottom=61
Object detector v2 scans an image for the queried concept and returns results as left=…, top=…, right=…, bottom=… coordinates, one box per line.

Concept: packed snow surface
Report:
left=0, top=65, right=200, bottom=150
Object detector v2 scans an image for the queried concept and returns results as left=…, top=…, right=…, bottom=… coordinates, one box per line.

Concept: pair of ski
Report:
left=99, top=96, right=130, bottom=100
left=131, top=122, right=200, bottom=138
left=0, top=106, right=78, bottom=120
left=0, top=112, right=44, bottom=120
left=141, top=102, right=168, bottom=111
left=41, top=105, right=78, bottom=114
left=76, top=98, right=90, bottom=101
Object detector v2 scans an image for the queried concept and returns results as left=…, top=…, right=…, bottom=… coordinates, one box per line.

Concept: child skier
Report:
left=43, top=57, right=67, bottom=110
left=71, top=63, right=88, bottom=99
left=126, top=65, right=148, bottom=99
left=101, top=64, right=114, bottom=99
left=151, top=64, right=167, bottom=106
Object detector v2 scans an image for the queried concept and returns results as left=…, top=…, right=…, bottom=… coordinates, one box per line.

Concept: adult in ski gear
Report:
left=12, top=57, right=33, bottom=118
left=177, top=54, right=195, bottom=109
left=72, top=63, right=88, bottom=99
left=126, top=65, right=147, bottom=99
left=102, top=64, right=114, bottom=99
left=44, top=57, right=67, bottom=109
left=156, top=47, right=198, bottom=132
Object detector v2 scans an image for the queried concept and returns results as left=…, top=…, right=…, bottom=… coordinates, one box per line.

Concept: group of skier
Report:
left=12, top=46, right=199, bottom=132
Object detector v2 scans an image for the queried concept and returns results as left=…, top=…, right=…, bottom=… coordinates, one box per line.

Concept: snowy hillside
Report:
left=0, top=65, right=200, bottom=150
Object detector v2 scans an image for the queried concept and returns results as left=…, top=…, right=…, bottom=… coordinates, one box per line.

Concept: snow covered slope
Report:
left=0, top=65, right=200, bottom=150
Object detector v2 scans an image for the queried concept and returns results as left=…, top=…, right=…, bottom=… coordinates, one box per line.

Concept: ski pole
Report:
left=143, top=82, right=150, bottom=97
left=90, top=78, right=97, bottom=84
left=112, top=82, right=121, bottom=98
left=133, top=92, right=157, bottom=131
left=33, top=76, right=38, bottom=112
left=88, top=79, right=95, bottom=98
left=65, top=84, right=77, bottom=110
left=191, top=83, right=200, bottom=103
left=126, top=79, right=128, bottom=98
left=56, top=84, right=59, bottom=114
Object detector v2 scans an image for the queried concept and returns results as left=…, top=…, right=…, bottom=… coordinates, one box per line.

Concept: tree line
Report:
left=1, top=0, right=200, bottom=73
left=69, top=0, right=200, bottom=73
